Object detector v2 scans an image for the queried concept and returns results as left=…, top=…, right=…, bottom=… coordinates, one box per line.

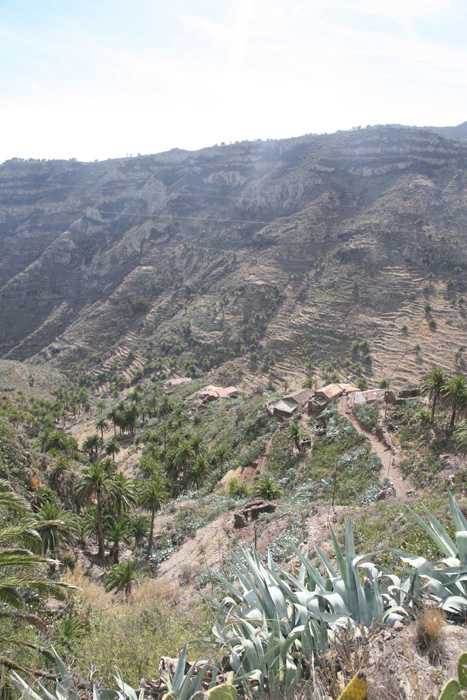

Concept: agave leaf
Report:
left=449, top=492, right=467, bottom=533
left=36, top=680, right=60, bottom=700
left=170, top=643, right=188, bottom=694
left=115, top=672, right=139, bottom=700
left=386, top=549, right=452, bottom=582
left=407, top=505, right=456, bottom=558
left=456, top=532, right=467, bottom=567
left=10, top=673, right=44, bottom=700
left=281, top=564, right=316, bottom=593
left=362, top=565, right=384, bottom=622
left=438, top=595, right=467, bottom=614
left=50, top=648, right=71, bottom=688
left=179, top=660, right=211, bottom=700
left=317, top=591, right=348, bottom=614
left=314, top=540, right=338, bottom=581
left=291, top=544, right=327, bottom=589
left=342, top=524, right=367, bottom=623
left=440, top=557, right=462, bottom=568
left=97, top=690, right=120, bottom=700
left=212, top=573, right=244, bottom=602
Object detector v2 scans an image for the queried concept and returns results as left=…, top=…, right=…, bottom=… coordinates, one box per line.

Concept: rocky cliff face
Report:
left=1, top=126, right=466, bottom=388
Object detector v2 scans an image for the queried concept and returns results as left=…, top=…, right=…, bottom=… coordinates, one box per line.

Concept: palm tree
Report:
left=82, top=506, right=114, bottom=545
left=101, top=456, right=116, bottom=474
left=302, top=377, right=314, bottom=390
left=104, top=560, right=140, bottom=599
left=48, top=454, right=71, bottom=485
left=190, top=434, right=206, bottom=457
left=453, top=423, right=467, bottom=454
left=187, top=455, right=209, bottom=489
left=82, top=433, right=102, bottom=461
left=254, top=475, right=283, bottom=500
left=140, top=402, right=151, bottom=424
left=139, top=476, right=169, bottom=561
left=169, top=406, right=189, bottom=430
left=169, top=439, right=195, bottom=487
left=0, top=480, right=72, bottom=673
left=158, top=395, right=173, bottom=418
left=76, top=463, right=117, bottom=559
left=113, top=474, right=136, bottom=516
left=33, top=503, right=79, bottom=556
left=107, top=407, right=121, bottom=436
left=420, top=367, right=447, bottom=423
left=39, top=428, right=69, bottom=454
left=139, top=455, right=163, bottom=479
left=128, top=514, right=150, bottom=550
left=96, top=417, right=108, bottom=440
left=213, top=444, right=231, bottom=468
left=105, top=436, right=120, bottom=462
left=442, top=374, right=467, bottom=429
left=123, top=404, right=139, bottom=435
left=285, top=419, right=305, bottom=451
left=150, top=386, right=158, bottom=414
left=106, top=516, right=130, bottom=564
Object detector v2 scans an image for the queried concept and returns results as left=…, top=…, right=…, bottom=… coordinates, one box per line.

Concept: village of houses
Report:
left=164, top=376, right=420, bottom=433
left=149, top=376, right=419, bottom=525
left=166, top=376, right=418, bottom=422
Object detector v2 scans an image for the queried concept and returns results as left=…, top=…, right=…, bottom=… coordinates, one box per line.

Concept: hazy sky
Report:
left=1, top=0, right=466, bottom=163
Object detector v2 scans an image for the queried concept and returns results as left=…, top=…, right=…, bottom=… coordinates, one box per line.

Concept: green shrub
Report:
left=357, top=377, right=368, bottom=390
left=254, top=474, right=283, bottom=499
left=353, top=403, right=378, bottom=431
left=227, top=477, right=250, bottom=498
left=131, top=297, right=151, bottom=313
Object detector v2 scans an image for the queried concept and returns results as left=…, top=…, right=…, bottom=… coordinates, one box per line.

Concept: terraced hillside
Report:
left=1, top=126, right=467, bottom=389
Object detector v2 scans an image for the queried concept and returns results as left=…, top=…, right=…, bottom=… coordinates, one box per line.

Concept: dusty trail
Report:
left=339, top=395, right=414, bottom=499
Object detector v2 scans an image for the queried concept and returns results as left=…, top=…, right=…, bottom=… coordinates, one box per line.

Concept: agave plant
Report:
left=207, top=522, right=404, bottom=635
left=387, top=493, right=467, bottom=617
left=162, top=643, right=213, bottom=700
left=212, top=615, right=324, bottom=692
left=204, top=523, right=406, bottom=692
left=288, top=521, right=407, bottom=626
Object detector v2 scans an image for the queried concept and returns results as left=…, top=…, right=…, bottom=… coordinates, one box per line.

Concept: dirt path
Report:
left=257, top=428, right=278, bottom=473
left=339, top=396, right=414, bottom=499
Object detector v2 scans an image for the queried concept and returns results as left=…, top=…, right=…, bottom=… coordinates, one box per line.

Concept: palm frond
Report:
left=0, top=524, right=42, bottom=551
left=0, top=481, right=31, bottom=515
left=0, top=548, right=48, bottom=567
left=0, top=576, right=75, bottom=607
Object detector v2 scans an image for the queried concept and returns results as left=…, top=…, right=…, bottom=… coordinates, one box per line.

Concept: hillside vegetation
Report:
left=2, top=125, right=467, bottom=699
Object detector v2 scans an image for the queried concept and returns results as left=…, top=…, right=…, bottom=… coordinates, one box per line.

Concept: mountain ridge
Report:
left=1, top=125, right=467, bottom=390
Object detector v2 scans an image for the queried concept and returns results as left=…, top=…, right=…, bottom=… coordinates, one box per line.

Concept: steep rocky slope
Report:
left=1, top=126, right=467, bottom=389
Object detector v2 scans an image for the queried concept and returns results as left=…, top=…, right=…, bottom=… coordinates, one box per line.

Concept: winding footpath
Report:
left=339, top=395, right=414, bottom=499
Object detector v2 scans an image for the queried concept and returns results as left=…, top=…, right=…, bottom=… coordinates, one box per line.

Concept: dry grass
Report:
left=414, top=607, right=446, bottom=663
left=62, top=566, right=211, bottom=687
left=317, top=623, right=378, bottom=699
left=64, top=565, right=179, bottom=610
